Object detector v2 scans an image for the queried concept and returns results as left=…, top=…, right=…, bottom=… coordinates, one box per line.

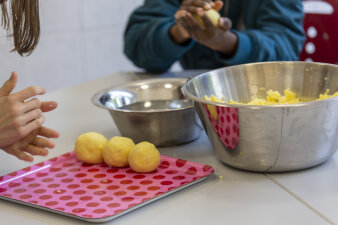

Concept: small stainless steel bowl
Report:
left=92, top=78, right=202, bottom=147
left=182, top=61, right=338, bottom=172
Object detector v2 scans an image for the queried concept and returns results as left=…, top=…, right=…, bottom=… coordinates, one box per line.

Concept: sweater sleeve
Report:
left=213, top=0, right=305, bottom=65
left=124, top=0, right=194, bottom=73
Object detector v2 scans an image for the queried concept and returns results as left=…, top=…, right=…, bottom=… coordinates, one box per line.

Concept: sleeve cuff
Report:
left=154, top=21, right=195, bottom=61
left=214, top=30, right=253, bottom=65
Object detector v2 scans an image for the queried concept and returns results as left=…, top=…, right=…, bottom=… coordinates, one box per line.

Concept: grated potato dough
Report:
left=204, top=89, right=338, bottom=105
left=318, top=89, right=338, bottom=100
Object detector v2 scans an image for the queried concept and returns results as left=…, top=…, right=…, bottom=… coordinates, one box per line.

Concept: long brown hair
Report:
left=1, top=0, right=40, bottom=56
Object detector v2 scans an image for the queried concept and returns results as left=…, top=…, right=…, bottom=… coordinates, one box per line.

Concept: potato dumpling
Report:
left=74, top=132, right=108, bottom=164
left=103, top=136, right=135, bottom=167
left=128, top=142, right=161, bottom=173
left=193, top=9, right=220, bottom=27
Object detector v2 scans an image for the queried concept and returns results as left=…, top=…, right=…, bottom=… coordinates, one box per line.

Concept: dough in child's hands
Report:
left=193, top=9, right=220, bottom=27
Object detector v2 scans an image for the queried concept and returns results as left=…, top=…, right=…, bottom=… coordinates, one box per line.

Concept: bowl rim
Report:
left=92, top=77, right=195, bottom=113
left=182, top=61, right=338, bottom=109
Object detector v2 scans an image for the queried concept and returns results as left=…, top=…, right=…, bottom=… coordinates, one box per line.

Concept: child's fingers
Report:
left=183, top=14, right=203, bottom=31
left=178, top=17, right=192, bottom=34
left=12, top=86, right=45, bottom=102
left=201, top=13, right=214, bottom=29
left=213, top=0, right=223, bottom=11
left=3, top=146, right=33, bottom=162
left=38, top=126, right=59, bottom=138
left=40, top=101, right=58, bottom=113
left=175, top=10, right=190, bottom=20
left=16, top=150, right=34, bottom=161
left=31, top=136, right=55, bottom=149
left=21, top=98, right=41, bottom=113
left=19, top=116, right=45, bottom=139
left=19, top=108, right=42, bottom=126
left=182, top=0, right=214, bottom=10
left=219, top=17, right=232, bottom=31
left=0, top=71, right=18, bottom=97
left=181, top=5, right=204, bottom=14
left=21, top=144, right=48, bottom=156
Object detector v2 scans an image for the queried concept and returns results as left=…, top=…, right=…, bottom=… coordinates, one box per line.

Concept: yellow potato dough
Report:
left=128, top=142, right=161, bottom=173
left=74, top=132, right=108, bottom=164
left=103, top=136, right=135, bottom=167
left=317, top=89, right=338, bottom=100
left=193, top=9, right=220, bottom=27
left=204, top=95, right=223, bottom=120
left=206, top=88, right=338, bottom=106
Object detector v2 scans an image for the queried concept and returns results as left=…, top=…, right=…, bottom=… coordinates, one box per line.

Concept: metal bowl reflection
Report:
left=182, top=61, right=338, bottom=172
left=92, top=78, right=202, bottom=147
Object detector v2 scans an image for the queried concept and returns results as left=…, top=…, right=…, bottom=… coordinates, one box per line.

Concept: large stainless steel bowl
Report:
left=182, top=61, right=338, bottom=172
left=92, top=78, right=202, bottom=147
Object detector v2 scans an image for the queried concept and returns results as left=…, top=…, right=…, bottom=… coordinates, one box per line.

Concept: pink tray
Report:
left=0, top=151, right=214, bottom=223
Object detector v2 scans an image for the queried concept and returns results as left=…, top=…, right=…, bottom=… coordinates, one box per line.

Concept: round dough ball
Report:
left=193, top=9, right=220, bottom=27
left=103, top=136, right=135, bottom=167
left=74, top=132, right=108, bottom=164
left=128, top=141, right=161, bottom=173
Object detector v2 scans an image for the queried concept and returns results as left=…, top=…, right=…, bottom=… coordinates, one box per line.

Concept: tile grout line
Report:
left=264, top=173, right=336, bottom=225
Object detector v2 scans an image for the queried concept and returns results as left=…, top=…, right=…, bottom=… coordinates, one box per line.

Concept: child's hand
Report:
left=176, top=12, right=233, bottom=50
left=0, top=72, right=46, bottom=148
left=0, top=71, right=59, bottom=161
left=2, top=126, right=59, bottom=162
left=174, top=0, right=237, bottom=56
left=178, top=0, right=219, bottom=15
left=170, top=0, right=220, bottom=44
left=2, top=101, right=59, bottom=162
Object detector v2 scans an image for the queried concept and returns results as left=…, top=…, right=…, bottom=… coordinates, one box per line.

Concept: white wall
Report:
left=0, top=0, right=145, bottom=93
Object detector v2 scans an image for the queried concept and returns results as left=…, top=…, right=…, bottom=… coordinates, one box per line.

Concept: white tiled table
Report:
left=0, top=71, right=336, bottom=225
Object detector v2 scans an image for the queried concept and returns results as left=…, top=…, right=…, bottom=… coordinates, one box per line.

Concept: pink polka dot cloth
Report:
left=203, top=104, right=240, bottom=149
left=0, top=152, right=214, bottom=222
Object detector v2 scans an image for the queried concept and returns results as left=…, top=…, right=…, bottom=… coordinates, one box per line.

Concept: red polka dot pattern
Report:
left=0, top=152, right=214, bottom=221
left=203, top=104, right=240, bottom=149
